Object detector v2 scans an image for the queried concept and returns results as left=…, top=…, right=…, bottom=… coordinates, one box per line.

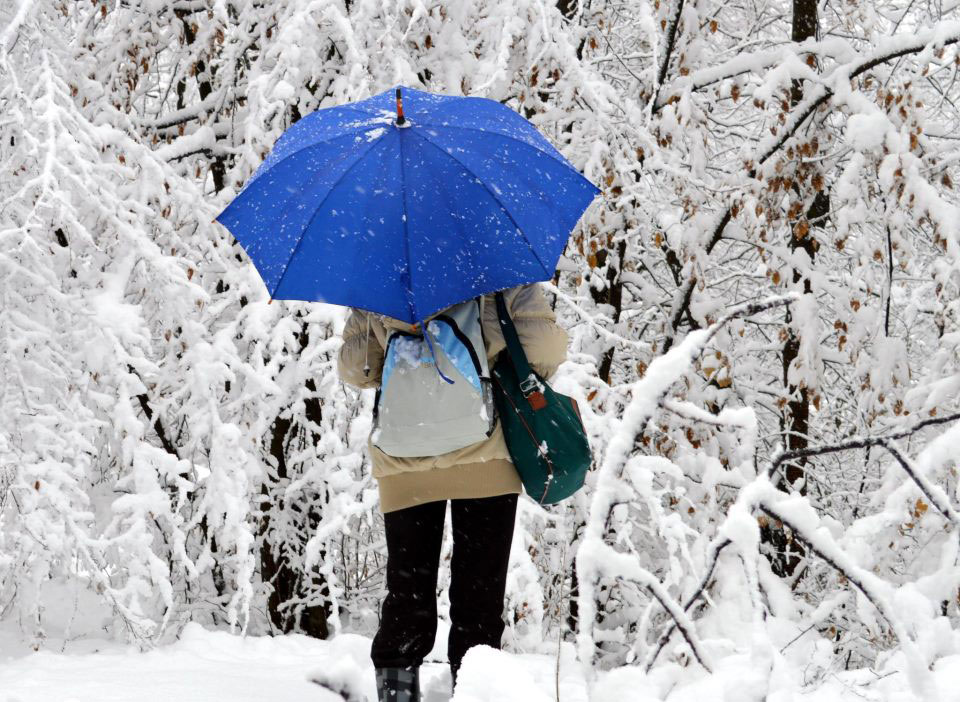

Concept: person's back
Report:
left=337, top=283, right=567, bottom=701
left=338, top=283, right=568, bottom=511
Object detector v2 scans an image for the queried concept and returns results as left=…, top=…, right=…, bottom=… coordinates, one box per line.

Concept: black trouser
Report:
left=370, top=493, right=519, bottom=678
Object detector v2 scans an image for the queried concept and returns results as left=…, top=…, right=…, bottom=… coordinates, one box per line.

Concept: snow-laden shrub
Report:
left=2, top=1, right=960, bottom=699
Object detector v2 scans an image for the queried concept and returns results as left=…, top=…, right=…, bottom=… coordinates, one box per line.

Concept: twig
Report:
left=766, top=412, right=960, bottom=481
left=780, top=621, right=819, bottom=653
left=644, top=536, right=730, bottom=671
left=880, top=439, right=960, bottom=524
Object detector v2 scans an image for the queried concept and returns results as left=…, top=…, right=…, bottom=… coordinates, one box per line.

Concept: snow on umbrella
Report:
left=214, top=85, right=600, bottom=324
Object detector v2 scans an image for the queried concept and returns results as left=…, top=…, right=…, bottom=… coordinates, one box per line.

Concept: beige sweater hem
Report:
left=376, top=459, right=522, bottom=513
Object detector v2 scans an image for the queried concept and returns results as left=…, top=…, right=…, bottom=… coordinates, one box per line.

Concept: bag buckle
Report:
left=519, top=375, right=539, bottom=395
left=520, top=375, right=547, bottom=410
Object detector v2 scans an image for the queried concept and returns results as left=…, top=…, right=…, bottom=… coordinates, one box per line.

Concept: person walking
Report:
left=337, top=283, right=568, bottom=702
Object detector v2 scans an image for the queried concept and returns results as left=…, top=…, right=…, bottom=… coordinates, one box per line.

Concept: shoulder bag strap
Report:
left=495, top=291, right=547, bottom=409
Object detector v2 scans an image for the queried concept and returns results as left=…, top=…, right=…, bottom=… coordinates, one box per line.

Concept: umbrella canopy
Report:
left=214, top=85, right=599, bottom=324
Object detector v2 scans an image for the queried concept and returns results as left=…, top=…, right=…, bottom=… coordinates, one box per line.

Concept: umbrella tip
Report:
left=395, top=88, right=406, bottom=126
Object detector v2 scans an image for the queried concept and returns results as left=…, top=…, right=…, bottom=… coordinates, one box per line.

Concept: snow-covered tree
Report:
left=3, top=0, right=960, bottom=698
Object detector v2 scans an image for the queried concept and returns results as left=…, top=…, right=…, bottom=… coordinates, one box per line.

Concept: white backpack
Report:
left=371, top=298, right=495, bottom=457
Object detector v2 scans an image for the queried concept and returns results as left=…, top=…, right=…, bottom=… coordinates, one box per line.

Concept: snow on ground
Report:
left=2, top=620, right=960, bottom=702
left=0, top=621, right=586, bottom=702
left=1, top=624, right=365, bottom=702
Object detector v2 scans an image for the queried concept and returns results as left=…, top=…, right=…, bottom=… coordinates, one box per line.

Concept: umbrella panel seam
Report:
left=412, top=120, right=574, bottom=170
left=408, top=129, right=553, bottom=280
left=270, top=135, right=391, bottom=300
left=397, top=128, right=418, bottom=323
left=245, top=127, right=387, bottom=192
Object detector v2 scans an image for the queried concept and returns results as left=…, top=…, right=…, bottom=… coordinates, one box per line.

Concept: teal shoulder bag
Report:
left=491, top=291, right=591, bottom=505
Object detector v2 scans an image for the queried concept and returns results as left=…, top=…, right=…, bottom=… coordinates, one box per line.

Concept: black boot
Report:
left=375, top=666, right=420, bottom=702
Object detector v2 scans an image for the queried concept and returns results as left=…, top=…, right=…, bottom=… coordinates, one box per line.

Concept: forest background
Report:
left=2, top=0, right=960, bottom=699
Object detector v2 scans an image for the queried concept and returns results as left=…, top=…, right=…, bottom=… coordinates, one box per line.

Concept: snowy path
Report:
left=1, top=625, right=360, bottom=702
left=0, top=623, right=588, bottom=702
left=3, top=622, right=959, bottom=701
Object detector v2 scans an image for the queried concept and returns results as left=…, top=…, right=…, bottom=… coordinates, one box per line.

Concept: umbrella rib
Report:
left=412, top=121, right=574, bottom=170
left=397, top=130, right=417, bottom=323
left=244, top=130, right=382, bottom=193
left=243, top=133, right=353, bottom=195
left=409, top=130, right=553, bottom=279
left=335, top=104, right=385, bottom=118
left=269, top=136, right=387, bottom=299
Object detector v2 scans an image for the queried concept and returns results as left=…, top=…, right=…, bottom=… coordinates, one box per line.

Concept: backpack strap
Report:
left=476, top=295, right=488, bottom=375
left=421, top=320, right=455, bottom=385
left=494, top=291, right=547, bottom=410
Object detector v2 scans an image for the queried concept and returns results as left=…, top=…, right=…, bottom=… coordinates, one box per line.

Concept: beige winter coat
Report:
left=337, top=283, right=568, bottom=512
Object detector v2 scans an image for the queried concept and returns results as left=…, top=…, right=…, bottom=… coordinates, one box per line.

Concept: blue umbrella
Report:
left=214, top=85, right=599, bottom=324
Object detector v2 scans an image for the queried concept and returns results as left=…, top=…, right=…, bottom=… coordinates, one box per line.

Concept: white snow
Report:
left=5, top=3, right=960, bottom=702
left=3, top=621, right=960, bottom=701
left=845, top=113, right=891, bottom=153
left=392, top=334, right=427, bottom=367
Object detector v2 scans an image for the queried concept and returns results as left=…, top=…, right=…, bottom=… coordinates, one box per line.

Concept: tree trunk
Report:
left=761, top=0, right=824, bottom=578
left=176, top=9, right=227, bottom=193
left=258, top=325, right=332, bottom=638
left=590, top=239, right=626, bottom=383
